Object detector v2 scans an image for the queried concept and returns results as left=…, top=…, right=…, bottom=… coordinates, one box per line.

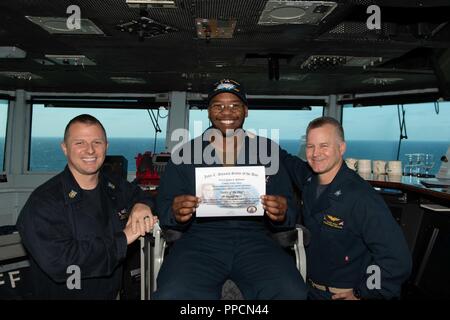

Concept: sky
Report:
left=343, top=102, right=450, bottom=141
left=189, top=107, right=323, bottom=141
left=1, top=101, right=450, bottom=141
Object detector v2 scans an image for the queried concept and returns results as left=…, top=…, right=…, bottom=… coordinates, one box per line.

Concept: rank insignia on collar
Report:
left=108, top=182, right=115, bottom=189
left=307, top=177, right=312, bottom=182
left=117, top=208, right=129, bottom=220
left=68, top=190, right=77, bottom=199
left=334, top=190, right=342, bottom=197
left=323, top=214, right=344, bottom=229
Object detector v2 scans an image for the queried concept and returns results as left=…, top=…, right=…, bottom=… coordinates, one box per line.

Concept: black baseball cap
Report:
left=207, top=79, right=248, bottom=105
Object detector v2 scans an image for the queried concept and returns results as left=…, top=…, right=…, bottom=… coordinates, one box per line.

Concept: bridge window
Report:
left=343, top=102, right=450, bottom=175
left=189, top=109, right=210, bottom=138
left=0, top=100, right=7, bottom=171
left=30, top=104, right=168, bottom=173
left=189, top=107, right=324, bottom=157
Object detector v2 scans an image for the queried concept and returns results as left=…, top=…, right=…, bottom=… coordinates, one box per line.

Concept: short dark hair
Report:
left=64, top=114, right=107, bottom=142
left=306, top=116, right=345, bottom=142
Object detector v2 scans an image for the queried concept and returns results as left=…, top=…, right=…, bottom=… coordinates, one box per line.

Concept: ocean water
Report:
left=290, top=139, right=448, bottom=175
left=0, top=138, right=447, bottom=175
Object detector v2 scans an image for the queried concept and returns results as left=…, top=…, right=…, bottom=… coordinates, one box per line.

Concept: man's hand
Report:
left=127, top=203, right=158, bottom=237
left=123, top=223, right=141, bottom=245
left=172, top=195, right=200, bottom=223
left=331, top=290, right=359, bottom=300
left=260, top=195, right=287, bottom=222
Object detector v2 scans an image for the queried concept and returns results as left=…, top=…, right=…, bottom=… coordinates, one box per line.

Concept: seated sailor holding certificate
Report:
left=154, top=79, right=308, bottom=299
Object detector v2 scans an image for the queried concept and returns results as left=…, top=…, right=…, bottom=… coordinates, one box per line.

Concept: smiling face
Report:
left=61, top=122, right=108, bottom=186
left=208, top=92, right=248, bottom=136
left=306, top=123, right=346, bottom=184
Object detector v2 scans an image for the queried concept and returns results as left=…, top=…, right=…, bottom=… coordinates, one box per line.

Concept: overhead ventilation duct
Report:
left=301, top=55, right=382, bottom=70
left=0, top=46, right=26, bottom=58
left=25, top=16, right=104, bottom=35
left=258, top=0, right=337, bottom=25
left=44, top=54, right=96, bottom=66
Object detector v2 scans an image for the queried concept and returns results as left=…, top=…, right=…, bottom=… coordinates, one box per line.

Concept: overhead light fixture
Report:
left=44, top=54, right=96, bottom=66
left=25, top=16, right=104, bottom=35
left=279, top=74, right=309, bottom=81
left=126, top=0, right=176, bottom=9
left=209, top=61, right=230, bottom=68
left=348, top=56, right=383, bottom=68
left=110, top=77, right=147, bottom=84
left=258, top=0, right=337, bottom=25
left=301, top=55, right=383, bottom=70
left=0, top=46, right=27, bottom=58
left=0, top=71, right=42, bottom=80
left=301, top=55, right=347, bottom=70
left=181, top=72, right=210, bottom=80
left=362, top=77, right=403, bottom=85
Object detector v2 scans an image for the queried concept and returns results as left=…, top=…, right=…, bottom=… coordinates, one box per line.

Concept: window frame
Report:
left=0, top=99, right=9, bottom=172
left=28, top=102, right=169, bottom=174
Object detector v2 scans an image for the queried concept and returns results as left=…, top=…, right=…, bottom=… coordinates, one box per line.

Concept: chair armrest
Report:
left=296, top=224, right=310, bottom=247
left=269, top=229, right=298, bottom=248
left=269, top=224, right=310, bottom=248
left=162, top=229, right=183, bottom=244
left=270, top=225, right=309, bottom=280
left=140, top=222, right=166, bottom=299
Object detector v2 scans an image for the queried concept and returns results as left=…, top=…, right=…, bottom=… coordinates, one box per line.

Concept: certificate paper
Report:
left=195, top=166, right=266, bottom=217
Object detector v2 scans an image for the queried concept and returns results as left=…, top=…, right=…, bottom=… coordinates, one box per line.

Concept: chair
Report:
left=140, top=223, right=310, bottom=300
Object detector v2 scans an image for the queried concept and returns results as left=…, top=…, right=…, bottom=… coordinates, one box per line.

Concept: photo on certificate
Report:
left=195, top=166, right=266, bottom=217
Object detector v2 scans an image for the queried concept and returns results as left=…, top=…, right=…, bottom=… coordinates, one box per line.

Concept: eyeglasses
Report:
left=209, top=103, right=245, bottom=113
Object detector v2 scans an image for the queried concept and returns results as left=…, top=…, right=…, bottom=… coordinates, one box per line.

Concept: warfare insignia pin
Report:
left=68, top=190, right=77, bottom=199
left=323, top=214, right=344, bottom=229
left=334, top=190, right=342, bottom=197
left=216, top=82, right=237, bottom=91
left=117, top=208, right=129, bottom=220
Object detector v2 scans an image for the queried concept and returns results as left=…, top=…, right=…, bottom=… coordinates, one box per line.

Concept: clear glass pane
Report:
left=343, top=102, right=450, bottom=175
left=189, top=109, right=211, bottom=139
left=0, top=100, right=8, bottom=171
left=244, top=108, right=323, bottom=157
left=30, top=105, right=168, bottom=172
left=189, top=107, right=324, bottom=158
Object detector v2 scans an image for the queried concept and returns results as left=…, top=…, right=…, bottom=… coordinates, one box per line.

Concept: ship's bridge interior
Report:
left=0, top=0, right=449, bottom=300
